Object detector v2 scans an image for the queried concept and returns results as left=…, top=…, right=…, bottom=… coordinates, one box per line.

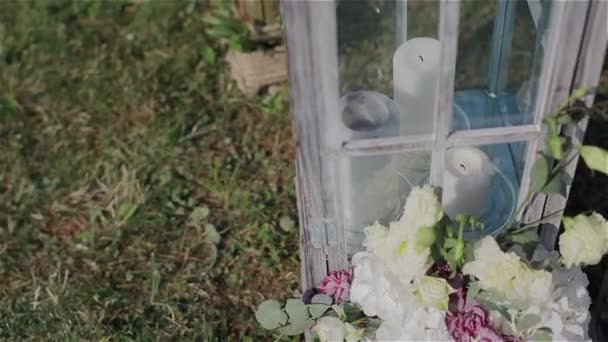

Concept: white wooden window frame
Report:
left=281, top=0, right=607, bottom=289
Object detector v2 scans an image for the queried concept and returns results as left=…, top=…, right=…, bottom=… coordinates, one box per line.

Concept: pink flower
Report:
left=317, top=269, right=353, bottom=303
left=445, top=290, right=506, bottom=342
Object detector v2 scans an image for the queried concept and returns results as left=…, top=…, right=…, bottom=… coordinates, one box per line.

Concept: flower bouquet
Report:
left=256, top=186, right=607, bottom=341
left=255, top=96, right=608, bottom=341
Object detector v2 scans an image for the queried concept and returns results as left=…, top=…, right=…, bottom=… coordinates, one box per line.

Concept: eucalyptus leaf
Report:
left=466, top=282, right=480, bottom=305
left=285, top=298, right=309, bottom=324
left=578, top=145, right=608, bottom=175
left=530, top=156, right=550, bottom=192
left=478, top=299, right=511, bottom=322
left=308, top=304, right=330, bottom=319
left=530, top=327, right=553, bottom=341
left=277, top=319, right=312, bottom=336
left=516, top=313, right=541, bottom=332
left=311, top=294, right=333, bottom=305
left=255, top=300, right=288, bottom=330
left=331, top=304, right=346, bottom=320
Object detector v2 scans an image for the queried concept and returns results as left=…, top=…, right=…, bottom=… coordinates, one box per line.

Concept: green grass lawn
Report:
left=0, top=1, right=607, bottom=340
left=0, top=1, right=298, bottom=340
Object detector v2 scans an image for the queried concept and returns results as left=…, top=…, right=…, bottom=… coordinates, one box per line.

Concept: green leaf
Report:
left=255, top=300, right=288, bottom=330
left=279, top=216, right=295, bottom=232
left=464, top=240, right=476, bottom=263
left=547, top=135, right=564, bottom=160
left=555, top=114, right=573, bottom=125
left=311, top=294, right=333, bottom=305
left=277, top=320, right=312, bottom=336
left=466, top=282, right=480, bottom=305
left=509, top=230, right=539, bottom=245
left=201, top=46, right=216, bottom=64
left=562, top=216, right=576, bottom=231
left=308, top=304, right=329, bottom=319
left=415, top=226, right=436, bottom=253
left=308, top=294, right=332, bottom=318
left=540, top=172, right=567, bottom=196
left=516, top=313, right=541, bottom=332
left=531, top=327, right=553, bottom=341
left=343, top=302, right=365, bottom=322
left=578, top=145, right=608, bottom=175
left=509, top=230, right=539, bottom=258
left=331, top=304, right=346, bottom=320
left=190, top=206, right=210, bottom=225
left=558, top=88, right=587, bottom=109
left=531, top=156, right=550, bottom=192
left=117, top=202, right=138, bottom=223
left=204, top=223, right=221, bottom=245
left=478, top=299, right=511, bottom=322
left=285, top=299, right=309, bottom=324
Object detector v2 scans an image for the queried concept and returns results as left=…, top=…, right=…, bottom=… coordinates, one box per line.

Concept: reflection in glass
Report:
left=442, top=142, right=528, bottom=237
left=338, top=151, right=431, bottom=255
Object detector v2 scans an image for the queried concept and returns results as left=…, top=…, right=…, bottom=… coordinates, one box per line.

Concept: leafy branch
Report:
left=498, top=88, right=608, bottom=244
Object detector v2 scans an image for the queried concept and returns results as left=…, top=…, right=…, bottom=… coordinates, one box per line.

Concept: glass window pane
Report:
left=337, top=151, right=431, bottom=255
left=336, top=0, right=441, bottom=138
left=452, top=0, right=553, bottom=131
left=441, top=141, right=528, bottom=238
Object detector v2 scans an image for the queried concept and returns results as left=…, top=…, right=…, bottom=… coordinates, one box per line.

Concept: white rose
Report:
left=314, top=317, right=345, bottom=342
left=362, top=221, right=389, bottom=258
left=463, top=236, right=524, bottom=296
left=463, top=236, right=551, bottom=309
left=414, top=275, right=453, bottom=311
left=400, top=185, right=443, bottom=230
left=559, top=213, right=608, bottom=267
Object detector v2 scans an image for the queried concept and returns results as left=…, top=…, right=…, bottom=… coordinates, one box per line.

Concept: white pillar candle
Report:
left=442, top=147, right=495, bottom=218
left=393, top=37, right=440, bottom=135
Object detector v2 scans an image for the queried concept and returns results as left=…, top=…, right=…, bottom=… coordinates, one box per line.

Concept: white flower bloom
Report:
left=463, top=236, right=552, bottom=308
left=383, top=222, right=433, bottom=285
left=414, top=275, right=453, bottom=311
left=400, top=185, right=444, bottom=230
left=375, top=306, right=450, bottom=341
left=350, top=252, right=450, bottom=341
left=361, top=222, right=432, bottom=286
left=559, top=212, right=608, bottom=267
left=494, top=245, right=592, bottom=340
left=532, top=245, right=592, bottom=341
left=350, top=252, right=414, bottom=319
left=314, top=317, right=346, bottom=342
left=362, top=221, right=390, bottom=259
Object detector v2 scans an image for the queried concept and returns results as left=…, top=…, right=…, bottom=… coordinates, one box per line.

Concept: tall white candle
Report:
left=442, top=147, right=495, bottom=218
left=393, top=37, right=440, bottom=135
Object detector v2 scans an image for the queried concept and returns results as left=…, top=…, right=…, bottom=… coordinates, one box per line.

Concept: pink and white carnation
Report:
left=317, top=269, right=353, bottom=303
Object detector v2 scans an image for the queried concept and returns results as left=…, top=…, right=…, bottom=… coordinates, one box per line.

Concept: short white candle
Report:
left=442, top=147, right=495, bottom=218
left=393, top=37, right=440, bottom=135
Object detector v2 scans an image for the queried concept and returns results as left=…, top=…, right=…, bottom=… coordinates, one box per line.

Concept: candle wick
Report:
left=418, top=55, right=424, bottom=63
left=460, top=163, right=466, bottom=171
